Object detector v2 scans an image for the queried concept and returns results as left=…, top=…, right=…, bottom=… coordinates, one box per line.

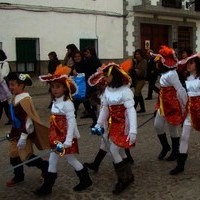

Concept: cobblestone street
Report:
left=1, top=80, right=200, bottom=200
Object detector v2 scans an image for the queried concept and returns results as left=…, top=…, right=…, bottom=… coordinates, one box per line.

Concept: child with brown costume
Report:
left=6, top=72, right=49, bottom=187
left=35, top=66, right=92, bottom=196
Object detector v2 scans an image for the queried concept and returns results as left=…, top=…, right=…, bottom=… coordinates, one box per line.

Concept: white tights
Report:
left=110, top=141, right=127, bottom=164
left=48, top=152, right=83, bottom=173
left=154, top=110, right=179, bottom=137
left=179, top=125, right=191, bottom=153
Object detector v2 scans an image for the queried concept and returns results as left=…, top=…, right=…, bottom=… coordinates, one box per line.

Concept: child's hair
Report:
left=6, top=72, right=32, bottom=86
left=157, top=62, right=176, bottom=74
left=134, top=49, right=145, bottom=59
left=48, top=51, right=58, bottom=59
left=72, top=50, right=83, bottom=62
left=186, top=57, right=200, bottom=79
left=0, top=49, right=7, bottom=61
left=103, top=66, right=124, bottom=88
left=50, top=81, right=70, bottom=101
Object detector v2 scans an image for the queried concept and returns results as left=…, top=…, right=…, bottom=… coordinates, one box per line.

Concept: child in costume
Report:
left=152, top=46, right=187, bottom=161
left=35, top=66, right=92, bottom=196
left=84, top=64, right=134, bottom=173
left=90, top=63, right=137, bottom=194
left=170, top=53, right=200, bottom=175
left=6, top=72, right=49, bottom=187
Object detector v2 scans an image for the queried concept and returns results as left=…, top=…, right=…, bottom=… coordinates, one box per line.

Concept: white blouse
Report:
left=185, top=75, right=200, bottom=97
left=160, top=69, right=187, bottom=113
left=52, top=96, right=80, bottom=145
left=97, top=85, right=137, bottom=136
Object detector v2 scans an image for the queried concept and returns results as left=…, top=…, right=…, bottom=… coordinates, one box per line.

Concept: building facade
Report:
left=125, top=0, right=200, bottom=57
left=0, top=0, right=124, bottom=74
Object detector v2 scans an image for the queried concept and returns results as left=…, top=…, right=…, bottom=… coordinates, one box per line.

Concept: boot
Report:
left=112, top=160, right=133, bottom=195
left=73, top=167, right=92, bottom=191
left=34, top=172, right=57, bottom=196
left=170, top=153, right=188, bottom=175
left=123, top=158, right=134, bottom=184
left=26, top=154, right=49, bottom=178
left=84, top=149, right=107, bottom=172
left=157, top=133, right=171, bottom=160
left=125, top=148, right=134, bottom=165
left=6, top=157, right=24, bottom=187
left=137, top=95, right=146, bottom=113
left=167, top=137, right=180, bottom=161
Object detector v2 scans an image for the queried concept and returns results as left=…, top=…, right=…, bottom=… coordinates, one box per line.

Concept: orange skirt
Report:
left=158, top=86, right=183, bottom=125
left=188, top=96, right=200, bottom=131
left=108, top=105, right=135, bottom=148
left=49, top=114, right=79, bottom=154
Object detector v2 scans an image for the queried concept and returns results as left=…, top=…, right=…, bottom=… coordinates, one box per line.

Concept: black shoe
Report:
left=34, top=172, right=57, bottom=196
left=73, top=167, right=92, bottom=191
left=80, top=114, right=92, bottom=119
left=83, top=162, right=99, bottom=173
left=90, top=122, right=96, bottom=128
left=157, top=133, right=171, bottom=160
left=145, top=97, right=152, bottom=100
left=112, top=181, right=128, bottom=195
left=137, top=109, right=146, bottom=113
left=5, top=120, right=12, bottom=125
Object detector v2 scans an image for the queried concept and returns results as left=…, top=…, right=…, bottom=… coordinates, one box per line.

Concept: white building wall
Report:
left=0, top=0, right=123, bottom=61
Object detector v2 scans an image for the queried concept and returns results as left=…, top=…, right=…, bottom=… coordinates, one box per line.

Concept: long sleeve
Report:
left=169, top=72, right=187, bottom=112
left=1, top=61, right=10, bottom=78
left=97, top=93, right=109, bottom=127
left=63, top=101, right=77, bottom=145
left=123, top=88, right=137, bottom=135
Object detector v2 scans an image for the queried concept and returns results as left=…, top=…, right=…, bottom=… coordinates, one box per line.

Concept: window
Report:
left=195, top=0, right=200, bottom=11
left=79, top=39, right=98, bottom=56
left=16, top=38, right=40, bottom=73
left=178, top=26, right=193, bottom=58
left=162, top=0, right=182, bottom=8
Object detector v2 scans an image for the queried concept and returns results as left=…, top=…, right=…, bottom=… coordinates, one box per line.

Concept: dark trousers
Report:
left=0, top=100, right=11, bottom=121
left=147, top=80, right=159, bottom=98
left=73, top=99, right=97, bottom=123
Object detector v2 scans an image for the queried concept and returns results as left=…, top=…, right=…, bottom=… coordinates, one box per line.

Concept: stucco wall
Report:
left=0, top=0, right=124, bottom=61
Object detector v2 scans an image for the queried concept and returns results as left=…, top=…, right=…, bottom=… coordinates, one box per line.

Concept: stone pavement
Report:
left=1, top=79, right=200, bottom=200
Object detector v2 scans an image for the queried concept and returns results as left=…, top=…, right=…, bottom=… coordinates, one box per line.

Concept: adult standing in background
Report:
left=63, top=44, right=79, bottom=67
left=47, top=51, right=61, bottom=108
left=80, top=47, right=101, bottom=125
left=132, top=49, right=147, bottom=113
left=177, top=48, right=193, bottom=85
left=0, top=49, right=11, bottom=125
left=145, top=49, right=159, bottom=100
left=48, top=51, right=61, bottom=75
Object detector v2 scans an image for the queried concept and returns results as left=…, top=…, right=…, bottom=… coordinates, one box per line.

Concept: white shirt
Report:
left=0, top=60, right=10, bottom=82
left=184, top=75, right=200, bottom=126
left=160, top=69, right=187, bottom=113
left=185, top=75, right=200, bottom=97
left=97, top=85, right=137, bottom=136
left=51, top=96, right=80, bottom=145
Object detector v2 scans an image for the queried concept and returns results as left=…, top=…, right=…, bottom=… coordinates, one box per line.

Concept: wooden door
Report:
left=140, top=23, right=169, bottom=52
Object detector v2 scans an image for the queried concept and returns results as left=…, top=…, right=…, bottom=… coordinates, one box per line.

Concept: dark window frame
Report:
left=79, top=38, right=98, bottom=56
left=15, top=38, right=40, bottom=73
left=162, top=0, right=182, bottom=8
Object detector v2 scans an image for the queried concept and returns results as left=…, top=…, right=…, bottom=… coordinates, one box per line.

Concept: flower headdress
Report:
left=88, top=62, right=131, bottom=86
left=39, top=65, right=77, bottom=99
left=150, top=45, right=178, bottom=68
